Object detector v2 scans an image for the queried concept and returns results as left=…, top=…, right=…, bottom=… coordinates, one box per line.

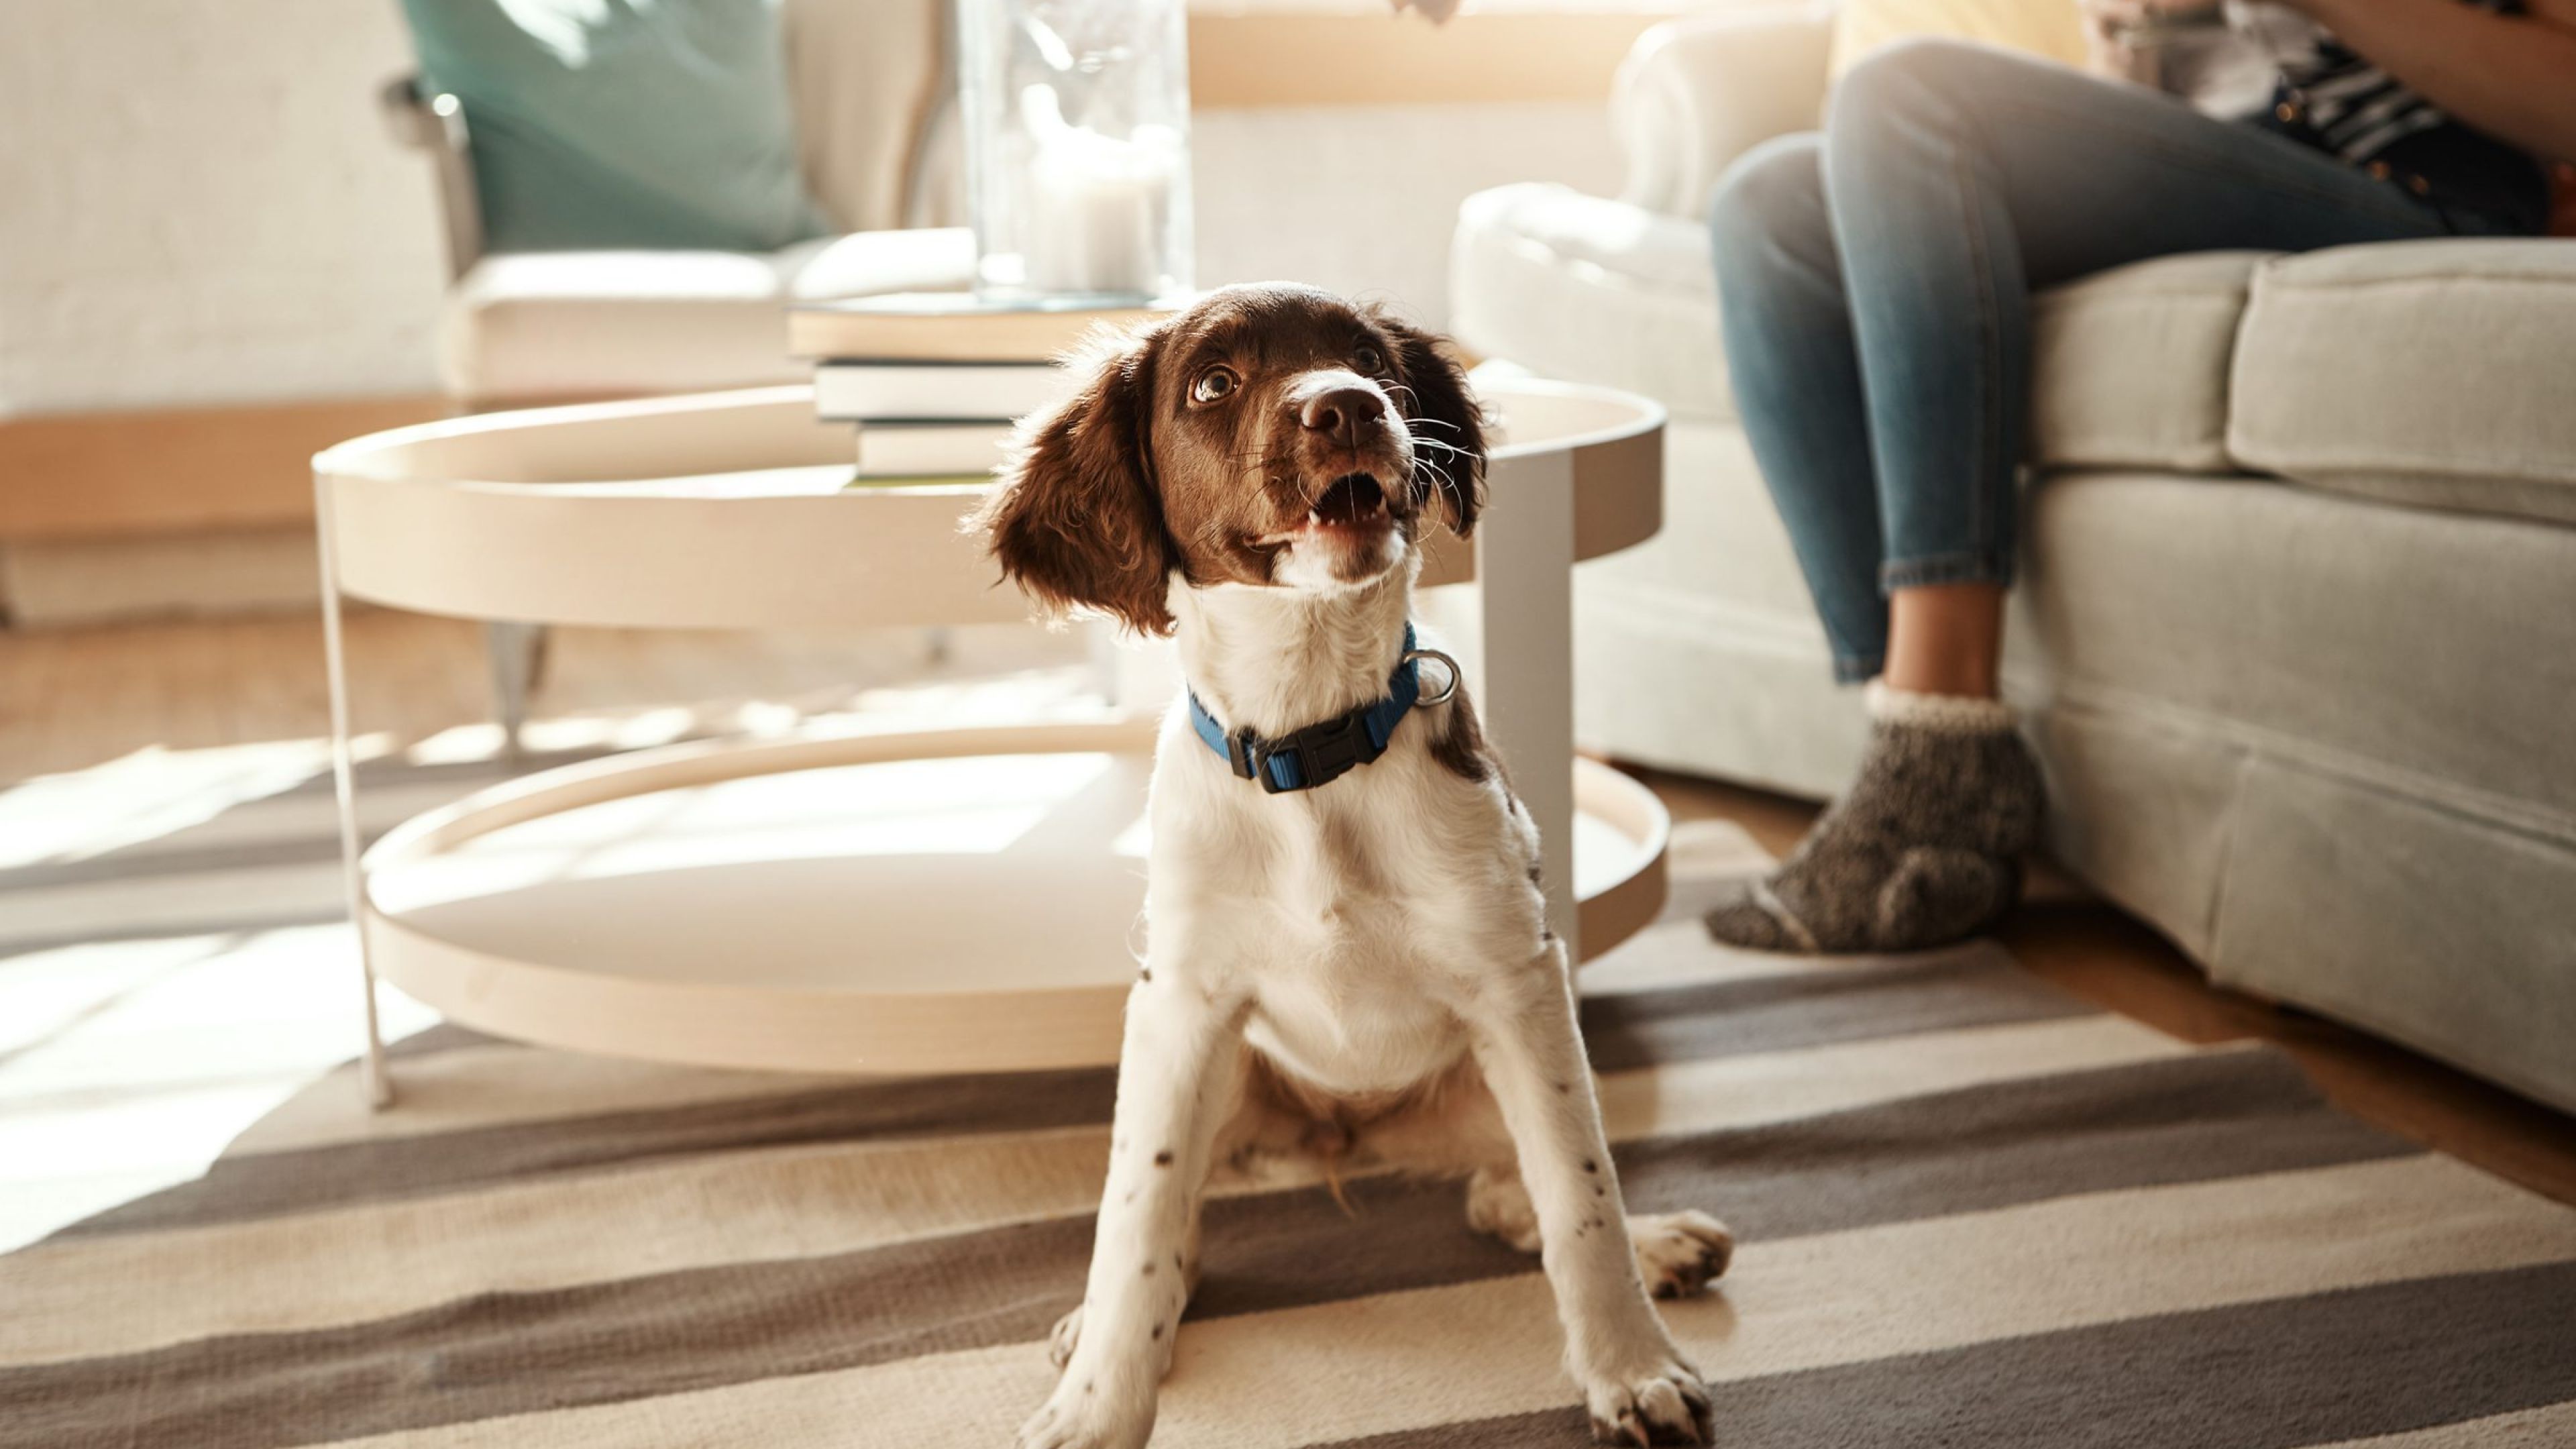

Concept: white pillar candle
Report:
left=1019, top=85, right=1177, bottom=298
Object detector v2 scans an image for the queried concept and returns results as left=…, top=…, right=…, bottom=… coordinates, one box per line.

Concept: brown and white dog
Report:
left=975, top=284, right=1730, bottom=1449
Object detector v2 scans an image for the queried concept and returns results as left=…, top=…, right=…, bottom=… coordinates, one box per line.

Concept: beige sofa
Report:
left=1452, top=9, right=2576, bottom=1112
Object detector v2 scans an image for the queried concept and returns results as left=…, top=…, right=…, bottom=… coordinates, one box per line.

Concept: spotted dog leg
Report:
left=1464, top=940, right=1715, bottom=1447
left=1018, top=979, right=1244, bottom=1449
left=1466, top=1165, right=1733, bottom=1300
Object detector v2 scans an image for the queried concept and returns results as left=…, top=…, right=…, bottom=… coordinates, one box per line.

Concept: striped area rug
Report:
left=5, top=823, right=2576, bottom=1448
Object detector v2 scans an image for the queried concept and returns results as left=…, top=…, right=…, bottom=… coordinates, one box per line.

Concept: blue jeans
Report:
left=1710, top=40, right=2496, bottom=684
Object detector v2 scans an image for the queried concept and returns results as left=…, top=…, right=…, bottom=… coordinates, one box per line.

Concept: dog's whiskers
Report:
left=1381, top=386, right=1465, bottom=430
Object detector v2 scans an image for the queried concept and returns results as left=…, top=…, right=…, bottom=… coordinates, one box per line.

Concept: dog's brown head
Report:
left=973, top=283, right=1487, bottom=635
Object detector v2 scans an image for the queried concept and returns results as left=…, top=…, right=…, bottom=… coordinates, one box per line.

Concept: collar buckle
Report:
left=1275, top=712, right=1370, bottom=793
left=1186, top=623, right=1424, bottom=794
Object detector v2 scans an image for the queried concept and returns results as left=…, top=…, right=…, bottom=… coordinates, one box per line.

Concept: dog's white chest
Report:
left=1240, top=872, right=1463, bottom=1092
left=1150, top=727, right=1527, bottom=1094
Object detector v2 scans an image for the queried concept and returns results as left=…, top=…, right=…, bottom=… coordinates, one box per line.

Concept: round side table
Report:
left=313, top=378, right=1670, bottom=1105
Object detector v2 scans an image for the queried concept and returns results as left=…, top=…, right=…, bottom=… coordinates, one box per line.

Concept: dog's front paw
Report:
left=1016, top=1377, right=1152, bottom=1449
left=1580, top=1358, right=1714, bottom=1447
left=1047, top=1303, right=1084, bottom=1371
left=1630, top=1211, right=1734, bottom=1299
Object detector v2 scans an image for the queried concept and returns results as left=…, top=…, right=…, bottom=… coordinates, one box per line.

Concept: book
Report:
left=814, top=361, right=1072, bottom=423
left=854, top=420, right=1018, bottom=478
left=789, top=290, right=1181, bottom=363
left=841, top=473, right=994, bottom=490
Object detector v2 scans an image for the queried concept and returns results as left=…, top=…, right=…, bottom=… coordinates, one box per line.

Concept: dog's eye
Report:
left=1355, top=345, right=1386, bottom=376
left=1189, top=367, right=1238, bottom=405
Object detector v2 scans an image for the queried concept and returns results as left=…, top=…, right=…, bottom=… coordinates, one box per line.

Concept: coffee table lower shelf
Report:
left=363, top=718, right=1669, bottom=1075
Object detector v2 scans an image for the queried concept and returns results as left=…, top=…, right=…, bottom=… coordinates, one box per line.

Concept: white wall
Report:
left=1193, top=103, right=1621, bottom=331
left=0, top=5, right=1619, bottom=419
left=0, top=0, right=448, bottom=417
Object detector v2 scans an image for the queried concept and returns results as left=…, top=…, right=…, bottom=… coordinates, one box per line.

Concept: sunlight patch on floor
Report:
left=0, top=645, right=1122, bottom=1250
left=0, top=741, right=333, bottom=869
left=0, top=924, right=440, bottom=1250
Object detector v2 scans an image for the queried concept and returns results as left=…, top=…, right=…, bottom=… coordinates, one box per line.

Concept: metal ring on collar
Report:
left=1403, top=648, right=1461, bottom=707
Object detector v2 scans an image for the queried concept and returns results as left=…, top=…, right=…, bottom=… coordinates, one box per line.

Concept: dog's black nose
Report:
left=1299, top=386, right=1381, bottom=448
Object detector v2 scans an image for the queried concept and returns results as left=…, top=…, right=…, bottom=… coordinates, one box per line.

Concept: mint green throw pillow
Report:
left=400, top=0, right=833, bottom=254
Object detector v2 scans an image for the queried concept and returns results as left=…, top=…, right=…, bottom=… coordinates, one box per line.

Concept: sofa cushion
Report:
left=1454, top=192, right=2576, bottom=525
left=437, top=227, right=975, bottom=406
left=399, top=0, right=830, bottom=255
left=788, top=226, right=979, bottom=302
left=2229, top=239, right=2576, bottom=527
left=439, top=248, right=812, bottom=406
left=2028, top=251, right=2263, bottom=476
left=1450, top=185, right=2261, bottom=449
left=1452, top=183, right=1734, bottom=423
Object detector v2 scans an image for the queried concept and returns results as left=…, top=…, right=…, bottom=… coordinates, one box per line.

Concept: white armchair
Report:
left=382, top=0, right=969, bottom=411
left=1452, top=15, right=2576, bottom=1113
left=378, top=0, right=972, bottom=747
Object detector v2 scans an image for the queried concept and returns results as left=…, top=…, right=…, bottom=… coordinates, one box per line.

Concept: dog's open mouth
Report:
left=1308, top=472, right=1391, bottom=531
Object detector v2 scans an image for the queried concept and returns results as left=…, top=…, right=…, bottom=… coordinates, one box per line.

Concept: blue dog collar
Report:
left=1186, top=625, right=1454, bottom=793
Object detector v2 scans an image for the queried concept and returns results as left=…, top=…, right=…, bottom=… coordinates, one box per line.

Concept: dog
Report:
left=975, top=284, right=1731, bottom=1448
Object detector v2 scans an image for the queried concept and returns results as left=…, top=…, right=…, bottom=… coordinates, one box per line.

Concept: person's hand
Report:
left=2076, top=0, right=2226, bottom=85
left=2077, top=0, right=2163, bottom=84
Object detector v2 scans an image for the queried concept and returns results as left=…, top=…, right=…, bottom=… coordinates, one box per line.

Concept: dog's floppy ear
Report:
left=973, top=325, right=1177, bottom=636
left=1378, top=314, right=1487, bottom=539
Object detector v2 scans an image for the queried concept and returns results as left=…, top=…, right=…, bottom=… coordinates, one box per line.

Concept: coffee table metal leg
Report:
left=317, top=479, right=394, bottom=1110
left=1473, top=448, right=1581, bottom=959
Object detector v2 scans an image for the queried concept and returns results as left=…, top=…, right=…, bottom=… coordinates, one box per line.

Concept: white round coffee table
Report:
left=314, top=378, right=1669, bottom=1104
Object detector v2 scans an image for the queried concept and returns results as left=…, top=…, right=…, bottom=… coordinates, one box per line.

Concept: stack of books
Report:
left=789, top=293, right=1178, bottom=486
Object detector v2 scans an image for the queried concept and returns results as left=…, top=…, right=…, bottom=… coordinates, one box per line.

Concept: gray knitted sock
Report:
left=1705, top=684, right=2045, bottom=955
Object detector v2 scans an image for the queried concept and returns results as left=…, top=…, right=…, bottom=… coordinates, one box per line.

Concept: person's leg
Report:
left=1708, top=133, right=1888, bottom=684
left=1829, top=38, right=2454, bottom=627
left=1884, top=583, right=2001, bottom=697
left=1709, top=40, right=2457, bottom=954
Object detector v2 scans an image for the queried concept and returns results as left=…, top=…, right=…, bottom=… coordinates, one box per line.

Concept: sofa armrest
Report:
left=1612, top=5, right=1836, bottom=220
left=378, top=73, right=487, bottom=282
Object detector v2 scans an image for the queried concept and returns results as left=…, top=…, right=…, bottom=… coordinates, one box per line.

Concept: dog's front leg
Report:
left=1020, top=975, right=1246, bottom=1449
left=1467, top=943, right=1713, bottom=1447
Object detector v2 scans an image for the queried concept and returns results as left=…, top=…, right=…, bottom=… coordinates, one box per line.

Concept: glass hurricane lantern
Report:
left=956, top=0, right=1194, bottom=305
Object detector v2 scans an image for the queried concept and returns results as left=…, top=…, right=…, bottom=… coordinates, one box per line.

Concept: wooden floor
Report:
left=5, top=612, right=2573, bottom=1213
